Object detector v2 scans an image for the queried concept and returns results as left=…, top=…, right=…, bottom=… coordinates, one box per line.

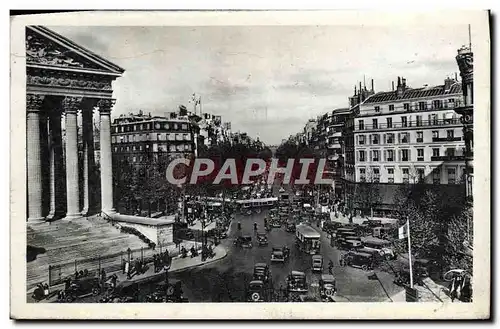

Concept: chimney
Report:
left=396, top=77, right=405, bottom=97
left=397, top=76, right=401, bottom=88
left=444, top=76, right=455, bottom=91
left=392, top=81, right=394, bottom=91
left=354, top=85, right=357, bottom=96
left=402, top=77, right=407, bottom=88
left=371, top=79, right=374, bottom=92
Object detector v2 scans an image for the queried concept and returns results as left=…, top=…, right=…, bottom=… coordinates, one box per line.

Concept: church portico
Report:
left=26, top=26, right=125, bottom=222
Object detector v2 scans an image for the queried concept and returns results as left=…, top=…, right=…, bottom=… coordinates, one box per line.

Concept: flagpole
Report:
left=407, top=219, right=414, bottom=289
left=200, top=96, right=203, bottom=115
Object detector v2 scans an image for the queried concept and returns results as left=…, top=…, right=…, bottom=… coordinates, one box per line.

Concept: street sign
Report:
left=405, top=286, right=418, bottom=302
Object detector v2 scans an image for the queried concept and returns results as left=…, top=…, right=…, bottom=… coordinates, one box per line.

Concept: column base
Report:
left=101, top=209, right=117, bottom=219
left=62, top=213, right=83, bottom=221
left=27, top=217, right=45, bottom=224
left=81, top=208, right=90, bottom=217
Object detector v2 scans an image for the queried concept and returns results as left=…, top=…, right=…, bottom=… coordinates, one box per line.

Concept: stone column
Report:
left=98, top=99, right=116, bottom=214
left=46, top=108, right=65, bottom=220
left=81, top=101, right=96, bottom=216
left=62, top=96, right=82, bottom=219
left=26, top=94, right=45, bottom=222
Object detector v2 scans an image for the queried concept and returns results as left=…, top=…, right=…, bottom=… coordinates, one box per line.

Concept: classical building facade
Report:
left=26, top=26, right=124, bottom=221
left=353, top=77, right=465, bottom=184
left=455, top=45, right=474, bottom=202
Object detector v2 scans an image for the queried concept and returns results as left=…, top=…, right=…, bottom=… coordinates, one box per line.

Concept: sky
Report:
left=51, top=25, right=470, bottom=145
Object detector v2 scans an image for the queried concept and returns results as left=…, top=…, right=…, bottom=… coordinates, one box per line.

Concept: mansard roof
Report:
left=26, top=26, right=125, bottom=76
left=363, top=83, right=462, bottom=104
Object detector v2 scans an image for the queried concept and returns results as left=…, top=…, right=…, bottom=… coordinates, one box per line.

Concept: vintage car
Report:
left=234, top=235, right=253, bottom=248
left=311, top=254, right=324, bottom=273
left=271, top=246, right=290, bottom=262
left=99, top=281, right=139, bottom=303
left=253, top=263, right=271, bottom=285
left=286, top=271, right=308, bottom=293
left=286, top=221, right=296, bottom=233
left=256, top=232, right=269, bottom=246
left=279, top=187, right=285, bottom=193
left=361, top=237, right=396, bottom=260
left=319, top=274, right=336, bottom=301
left=337, top=239, right=363, bottom=251
left=152, top=280, right=187, bottom=303
left=270, top=219, right=282, bottom=228
left=340, top=251, right=376, bottom=271
left=64, top=277, right=102, bottom=302
left=247, top=280, right=266, bottom=302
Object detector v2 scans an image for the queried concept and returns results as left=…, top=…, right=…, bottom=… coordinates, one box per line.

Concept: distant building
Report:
left=353, top=76, right=465, bottom=184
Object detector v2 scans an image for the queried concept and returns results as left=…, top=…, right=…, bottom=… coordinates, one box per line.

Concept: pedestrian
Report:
left=43, top=283, right=50, bottom=297
left=101, top=269, right=107, bottom=285
left=64, top=277, right=71, bottom=291
left=122, top=259, right=126, bottom=274
left=74, top=270, right=79, bottom=279
left=153, top=255, right=158, bottom=273
left=111, top=275, right=117, bottom=289
left=328, top=260, right=334, bottom=275
left=134, top=258, right=141, bottom=276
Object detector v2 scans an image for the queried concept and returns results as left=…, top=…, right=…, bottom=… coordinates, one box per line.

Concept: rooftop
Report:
left=363, top=82, right=462, bottom=104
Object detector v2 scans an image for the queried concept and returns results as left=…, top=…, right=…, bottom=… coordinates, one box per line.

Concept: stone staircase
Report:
left=27, top=215, right=148, bottom=291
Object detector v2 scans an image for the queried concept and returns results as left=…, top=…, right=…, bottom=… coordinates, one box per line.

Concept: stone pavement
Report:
left=28, top=243, right=228, bottom=303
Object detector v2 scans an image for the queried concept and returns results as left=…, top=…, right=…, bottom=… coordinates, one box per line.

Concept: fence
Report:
left=48, top=240, right=202, bottom=287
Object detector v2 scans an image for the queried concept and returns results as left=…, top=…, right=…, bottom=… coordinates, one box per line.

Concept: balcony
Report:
left=356, top=118, right=461, bottom=132
left=431, top=155, right=465, bottom=161
left=432, top=136, right=462, bottom=142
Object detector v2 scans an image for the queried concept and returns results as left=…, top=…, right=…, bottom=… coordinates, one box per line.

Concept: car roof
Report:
left=291, top=270, right=305, bottom=276
left=249, top=280, right=264, bottom=285
left=312, top=255, right=323, bottom=260
left=321, top=274, right=335, bottom=281
left=255, top=263, right=267, bottom=268
left=352, top=251, right=372, bottom=257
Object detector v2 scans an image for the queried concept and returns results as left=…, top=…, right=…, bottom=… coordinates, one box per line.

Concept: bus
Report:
left=236, top=198, right=278, bottom=213
left=295, top=224, right=321, bottom=255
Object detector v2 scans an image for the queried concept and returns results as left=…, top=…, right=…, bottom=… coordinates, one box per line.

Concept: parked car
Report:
left=286, top=271, right=308, bottom=293
left=253, top=263, right=271, bottom=285
left=340, top=251, right=376, bottom=271
left=286, top=221, right=296, bottom=233
left=234, top=235, right=253, bottom=248
left=99, top=281, right=138, bottom=303
left=65, top=277, right=102, bottom=302
left=319, top=274, right=336, bottom=301
left=311, top=254, right=324, bottom=273
left=337, top=239, right=363, bottom=251
left=256, top=232, right=269, bottom=246
left=361, top=236, right=396, bottom=260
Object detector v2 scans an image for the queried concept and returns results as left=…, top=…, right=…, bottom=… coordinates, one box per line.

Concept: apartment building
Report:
left=111, top=111, right=197, bottom=165
left=354, top=77, right=466, bottom=185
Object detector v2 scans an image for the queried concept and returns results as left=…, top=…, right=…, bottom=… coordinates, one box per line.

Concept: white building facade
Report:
left=354, top=77, right=466, bottom=185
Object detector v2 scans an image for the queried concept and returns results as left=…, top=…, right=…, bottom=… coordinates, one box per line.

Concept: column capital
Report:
left=97, top=99, right=116, bottom=114
left=62, top=96, right=83, bottom=114
left=26, top=94, right=45, bottom=113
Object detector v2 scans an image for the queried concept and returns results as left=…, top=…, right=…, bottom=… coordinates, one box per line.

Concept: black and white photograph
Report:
left=10, top=10, right=490, bottom=319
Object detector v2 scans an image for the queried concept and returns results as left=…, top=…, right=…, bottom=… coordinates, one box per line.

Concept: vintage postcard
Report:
left=10, top=10, right=490, bottom=319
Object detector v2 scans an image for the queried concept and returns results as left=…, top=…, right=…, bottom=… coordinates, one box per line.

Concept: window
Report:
left=387, top=168, right=394, bottom=175
left=360, top=168, right=366, bottom=182
left=372, top=119, right=378, bottom=129
left=132, top=156, right=136, bottom=163
left=402, top=149, right=409, bottom=161
left=184, top=144, right=190, bottom=150
left=372, top=134, right=379, bottom=145
left=433, top=169, right=441, bottom=184
left=373, top=168, right=380, bottom=182
left=389, top=104, right=395, bottom=112
left=372, top=150, right=380, bottom=162
left=386, top=149, right=395, bottom=162
left=174, top=123, right=179, bottom=130
left=446, top=148, right=455, bottom=156
left=170, top=145, right=176, bottom=152
left=386, top=133, right=394, bottom=144
left=417, top=149, right=424, bottom=161
left=184, top=133, right=191, bottom=140
left=182, top=123, right=188, bottom=130
left=433, top=100, right=443, bottom=109
left=417, top=168, right=425, bottom=182
left=416, top=115, right=423, bottom=127
left=404, top=103, right=410, bottom=111
left=431, top=114, right=439, bottom=125
left=418, top=102, right=427, bottom=111
left=111, top=136, right=116, bottom=144
left=400, top=132, right=409, bottom=143
left=447, top=168, right=456, bottom=184
left=432, top=148, right=440, bottom=157
left=432, top=130, right=439, bottom=139
left=114, top=147, right=118, bottom=152
left=401, top=116, right=408, bottom=127
left=359, top=150, right=366, bottom=162
left=447, top=130, right=454, bottom=138
left=139, top=145, right=143, bottom=151
left=126, top=146, right=130, bottom=152
left=164, top=123, right=170, bottom=130
left=132, top=145, right=136, bottom=151
left=358, top=135, right=366, bottom=145
left=374, top=106, right=380, bottom=113
left=402, top=168, right=410, bottom=183
left=358, top=120, right=365, bottom=130
left=416, top=131, right=423, bottom=143
left=448, top=99, right=455, bottom=107
left=387, top=118, right=393, bottom=128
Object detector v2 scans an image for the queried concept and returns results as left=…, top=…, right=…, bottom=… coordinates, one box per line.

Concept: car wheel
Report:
left=65, top=295, right=74, bottom=303
left=92, top=287, right=101, bottom=295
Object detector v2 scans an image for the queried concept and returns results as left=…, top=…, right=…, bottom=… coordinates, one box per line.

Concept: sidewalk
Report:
left=389, top=278, right=453, bottom=303
left=190, top=220, right=217, bottom=231
left=28, top=243, right=228, bottom=303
